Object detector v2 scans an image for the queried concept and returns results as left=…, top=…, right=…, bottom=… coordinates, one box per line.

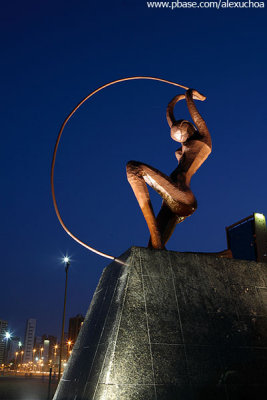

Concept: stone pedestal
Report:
left=53, top=247, right=267, bottom=400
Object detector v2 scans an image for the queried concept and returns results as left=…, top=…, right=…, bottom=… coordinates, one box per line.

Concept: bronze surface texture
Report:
left=126, top=89, right=212, bottom=249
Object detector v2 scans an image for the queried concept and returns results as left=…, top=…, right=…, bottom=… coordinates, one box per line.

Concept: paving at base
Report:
left=0, top=375, right=57, bottom=400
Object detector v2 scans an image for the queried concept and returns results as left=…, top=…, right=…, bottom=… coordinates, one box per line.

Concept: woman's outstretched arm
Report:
left=166, top=94, right=185, bottom=128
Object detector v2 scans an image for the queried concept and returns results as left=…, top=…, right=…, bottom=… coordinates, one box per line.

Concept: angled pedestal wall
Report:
left=53, top=247, right=267, bottom=400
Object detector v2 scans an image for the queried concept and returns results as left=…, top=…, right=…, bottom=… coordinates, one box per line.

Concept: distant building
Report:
left=0, top=320, right=8, bottom=363
left=226, top=213, right=267, bottom=262
left=34, top=336, right=42, bottom=348
left=7, top=336, right=21, bottom=362
left=43, top=339, right=49, bottom=363
left=23, top=319, right=36, bottom=363
left=41, top=334, right=57, bottom=361
left=68, top=314, right=84, bottom=344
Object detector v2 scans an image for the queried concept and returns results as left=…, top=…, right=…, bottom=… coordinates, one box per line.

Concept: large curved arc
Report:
left=51, top=76, right=190, bottom=264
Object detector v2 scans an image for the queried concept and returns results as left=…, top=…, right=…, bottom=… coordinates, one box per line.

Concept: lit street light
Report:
left=58, top=256, right=70, bottom=383
left=15, top=352, right=18, bottom=369
left=54, top=344, right=58, bottom=366
left=67, top=340, right=72, bottom=353
left=31, top=349, right=36, bottom=371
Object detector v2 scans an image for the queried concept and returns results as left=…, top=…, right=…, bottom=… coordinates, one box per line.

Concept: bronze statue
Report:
left=126, top=89, right=212, bottom=249
left=52, top=77, right=213, bottom=262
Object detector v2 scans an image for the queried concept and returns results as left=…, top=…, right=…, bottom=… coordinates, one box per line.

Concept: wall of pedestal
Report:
left=53, top=247, right=267, bottom=400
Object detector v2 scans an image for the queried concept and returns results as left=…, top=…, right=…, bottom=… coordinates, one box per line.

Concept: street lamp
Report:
left=32, top=349, right=36, bottom=370
left=15, top=352, right=18, bottom=370
left=66, top=340, right=72, bottom=357
left=20, top=351, right=24, bottom=363
left=40, top=347, right=44, bottom=358
left=58, top=256, right=70, bottom=383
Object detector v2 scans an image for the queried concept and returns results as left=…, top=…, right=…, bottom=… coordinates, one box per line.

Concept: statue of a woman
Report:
left=126, top=89, right=212, bottom=249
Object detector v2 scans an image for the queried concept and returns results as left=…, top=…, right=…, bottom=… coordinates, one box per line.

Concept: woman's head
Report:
left=170, top=120, right=195, bottom=143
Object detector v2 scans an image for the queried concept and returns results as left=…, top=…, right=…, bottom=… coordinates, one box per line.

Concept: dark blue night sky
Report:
left=1, top=1, right=267, bottom=340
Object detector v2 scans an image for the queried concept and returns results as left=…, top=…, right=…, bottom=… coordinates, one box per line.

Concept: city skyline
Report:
left=3, top=211, right=266, bottom=340
left=1, top=313, right=84, bottom=368
left=1, top=313, right=84, bottom=348
left=2, top=1, right=267, bottom=338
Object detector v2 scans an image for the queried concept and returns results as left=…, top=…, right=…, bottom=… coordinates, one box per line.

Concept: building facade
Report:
left=7, top=336, right=21, bottom=363
left=41, top=334, right=58, bottom=361
left=0, top=320, right=8, bottom=363
left=23, top=319, right=36, bottom=363
left=68, top=314, right=84, bottom=344
left=226, top=212, right=267, bottom=262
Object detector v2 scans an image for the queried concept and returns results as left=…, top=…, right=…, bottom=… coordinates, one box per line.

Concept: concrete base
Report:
left=53, top=247, right=267, bottom=400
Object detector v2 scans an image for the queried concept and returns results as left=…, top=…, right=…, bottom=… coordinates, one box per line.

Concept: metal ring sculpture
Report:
left=51, top=76, right=190, bottom=265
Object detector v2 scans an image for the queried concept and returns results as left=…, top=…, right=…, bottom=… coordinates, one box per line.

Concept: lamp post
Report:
left=15, top=352, right=18, bottom=371
left=32, top=349, right=36, bottom=369
left=67, top=340, right=72, bottom=358
left=58, top=256, right=70, bottom=383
